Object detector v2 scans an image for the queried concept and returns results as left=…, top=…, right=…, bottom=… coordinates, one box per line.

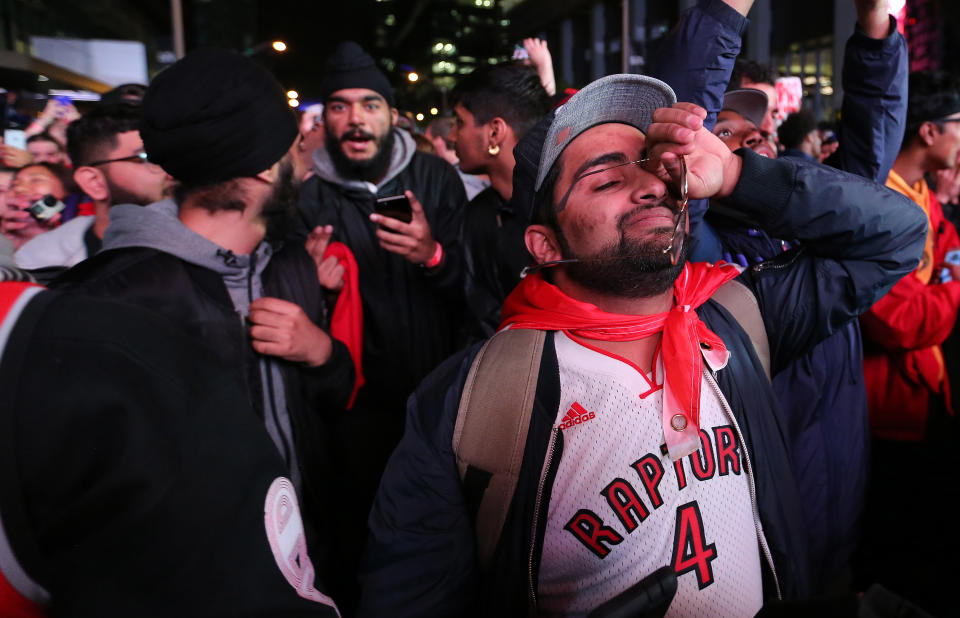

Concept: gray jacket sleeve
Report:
left=714, top=148, right=927, bottom=373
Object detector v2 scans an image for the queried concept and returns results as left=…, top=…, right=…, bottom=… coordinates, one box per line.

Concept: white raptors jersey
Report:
left=537, top=331, right=764, bottom=617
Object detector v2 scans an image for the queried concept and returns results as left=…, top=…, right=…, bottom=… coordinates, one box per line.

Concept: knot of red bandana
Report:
left=500, top=261, right=740, bottom=433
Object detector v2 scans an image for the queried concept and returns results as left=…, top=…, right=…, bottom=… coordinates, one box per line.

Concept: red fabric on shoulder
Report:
left=0, top=282, right=43, bottom=318
left=0, top=569, right=45, bottom=618
left=323, top=242, right=364, bottom=408
left=0, top=284, right=46, bottom=616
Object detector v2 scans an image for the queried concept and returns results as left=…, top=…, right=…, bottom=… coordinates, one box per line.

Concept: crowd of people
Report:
left=1, top=0, right=959, bottom=616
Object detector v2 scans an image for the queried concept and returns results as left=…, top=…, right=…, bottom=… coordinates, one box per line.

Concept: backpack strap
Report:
left=711, top=279, right=771, bottom=381
left=452, top=328, right=546, bottom=570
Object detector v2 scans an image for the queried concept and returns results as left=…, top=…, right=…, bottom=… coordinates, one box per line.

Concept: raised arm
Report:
left=718, top=150, right=927, bottom=371
left=649, top=0, right=753, bottom=131
left=832, top=0, right=908, bottom=181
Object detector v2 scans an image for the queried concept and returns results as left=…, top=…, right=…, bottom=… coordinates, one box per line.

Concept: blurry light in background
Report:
left=407, top=72, right=420, bottom=82
left=286, top=90, right=299, bottom=99
left=430, top=107, right=439, bottom=115
left=416, top=113, right=425, bottom=121
left=288, top=99, right=300, bottom=108
left=272, top=41, right=287, bottom=52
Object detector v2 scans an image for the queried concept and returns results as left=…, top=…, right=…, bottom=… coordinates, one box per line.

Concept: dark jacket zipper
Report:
left=249, top=251, right=292, bottom=468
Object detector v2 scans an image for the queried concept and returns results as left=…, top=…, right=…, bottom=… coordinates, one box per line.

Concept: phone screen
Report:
left=3, top=129, right=27, bottom=150
left=375, top=195, right=413, bottom=223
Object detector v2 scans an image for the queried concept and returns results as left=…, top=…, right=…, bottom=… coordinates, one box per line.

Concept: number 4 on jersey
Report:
left=671, top=501, right=717, bottom=589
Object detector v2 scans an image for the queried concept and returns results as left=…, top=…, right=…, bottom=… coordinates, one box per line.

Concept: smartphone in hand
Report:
left=3, top=129, right=27, bottom=150
left=375, top=194, right=412, bottom=223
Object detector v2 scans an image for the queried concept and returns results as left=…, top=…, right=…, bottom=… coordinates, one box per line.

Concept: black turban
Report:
left=319, top=42, right=394, bottom=107
left=140, top=48, right=298, bottom=186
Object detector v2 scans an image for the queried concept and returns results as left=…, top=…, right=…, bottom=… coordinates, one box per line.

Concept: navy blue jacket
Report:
left=650, top=0, right=748, bottom=263
left=657, top=0, right=909, bottom=591
left=358, top=151, right=926, bottom=616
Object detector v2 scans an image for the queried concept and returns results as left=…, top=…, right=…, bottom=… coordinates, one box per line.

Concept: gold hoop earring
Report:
left=488, top=144, right=500, bottom=156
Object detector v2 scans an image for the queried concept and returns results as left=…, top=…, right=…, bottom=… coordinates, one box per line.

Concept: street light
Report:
left=407, top=72, right=419, bottom=83
left=288, top=99, right=300, bottom=108
left=286, top=90, right=299, bottom=99
left=416, top=113, right=425, bottom=121
left=430, top=107, right=439, bottom=115
left=244, top=40, right=289, bottom=56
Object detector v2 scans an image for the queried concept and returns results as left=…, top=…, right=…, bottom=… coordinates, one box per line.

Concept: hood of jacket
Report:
left=312, top=127, right=416, bottom=194
left=102, top=199, right=272, bottom=313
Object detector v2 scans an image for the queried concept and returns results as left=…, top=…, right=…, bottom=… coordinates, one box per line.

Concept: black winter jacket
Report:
left=358, top=150, right=927, bottom=616
left=53, top=242, right=354, bottom=582
left=297, top=151, right=467, bottom=412
left=0, top=288, right=340, bottom=616
left=462, top=186, right=533, bottom=340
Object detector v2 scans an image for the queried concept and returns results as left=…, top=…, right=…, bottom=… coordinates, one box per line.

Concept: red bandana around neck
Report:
left=500, top=261, right=741, bottom=459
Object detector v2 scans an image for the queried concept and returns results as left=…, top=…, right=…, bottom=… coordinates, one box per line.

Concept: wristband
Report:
left=422, top=241, right=443, bottom=269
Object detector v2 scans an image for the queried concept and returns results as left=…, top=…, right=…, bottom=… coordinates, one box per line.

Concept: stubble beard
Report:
left=554, top=204, right=688, bottom=299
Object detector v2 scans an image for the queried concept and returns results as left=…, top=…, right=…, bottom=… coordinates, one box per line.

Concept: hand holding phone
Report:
left=374, top=194, right=413, bottom=223
left=3, top=129, right=27, bottom=150
left=369, top=190, right=438, bottom=265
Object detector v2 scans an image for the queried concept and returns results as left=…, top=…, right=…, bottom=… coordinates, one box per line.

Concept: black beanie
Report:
left=319, top=42, right=395, bottom=107
left=140, top=48, right=298, bottom=186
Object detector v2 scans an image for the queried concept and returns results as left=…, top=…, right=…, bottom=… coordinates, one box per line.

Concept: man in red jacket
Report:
left=862, top=71, right=960, bottom=440
left=858, top=70, right=960, bottom=615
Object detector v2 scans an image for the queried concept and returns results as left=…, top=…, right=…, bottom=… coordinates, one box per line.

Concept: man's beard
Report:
left=555, top=205, right=688, bottom=299
left=326, top=127, right=395, bottom=183
left=261, top=157, right=300, bottom=240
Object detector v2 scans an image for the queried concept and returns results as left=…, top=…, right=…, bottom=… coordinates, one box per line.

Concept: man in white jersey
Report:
left=358, top=74, right=926, bottom=616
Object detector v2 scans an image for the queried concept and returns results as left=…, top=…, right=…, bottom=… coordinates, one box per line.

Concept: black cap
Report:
left=140, top=48, right=298, bottom=186
left=319, top=42, right=394, bottom=107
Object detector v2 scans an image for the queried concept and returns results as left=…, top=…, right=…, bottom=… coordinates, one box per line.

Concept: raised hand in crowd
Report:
left=855, top=0, right=894, bottom=39
left=0, top=203, right=59, bottom=249
left=1, top=143, right=33, bottom=168
left=522, top=37, right=556, bottom=96
left=305, top=224, right=345, bottom=292
left=27, top=97, right=81, bottom=140
left=368, top=189, right=440, bottom=266
left=249, top=296, right=334, bottom=367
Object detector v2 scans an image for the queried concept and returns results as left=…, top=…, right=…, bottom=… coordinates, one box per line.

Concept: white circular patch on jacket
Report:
left=264, top=477, right=340, bottom=613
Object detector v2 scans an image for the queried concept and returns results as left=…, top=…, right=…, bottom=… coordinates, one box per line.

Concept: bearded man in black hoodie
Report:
left=297, top=41, right=469, bottom=607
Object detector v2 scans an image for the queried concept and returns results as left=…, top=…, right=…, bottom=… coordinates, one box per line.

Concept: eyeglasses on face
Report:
left=662, top=155, right=689, bottom=266
left=87, top=152, right=152, bottom=167
left=557, top=154, right=690, bottom=266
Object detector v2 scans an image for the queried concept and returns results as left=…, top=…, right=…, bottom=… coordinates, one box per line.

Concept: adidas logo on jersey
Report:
left=560, top=402, right=596, bottom=430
